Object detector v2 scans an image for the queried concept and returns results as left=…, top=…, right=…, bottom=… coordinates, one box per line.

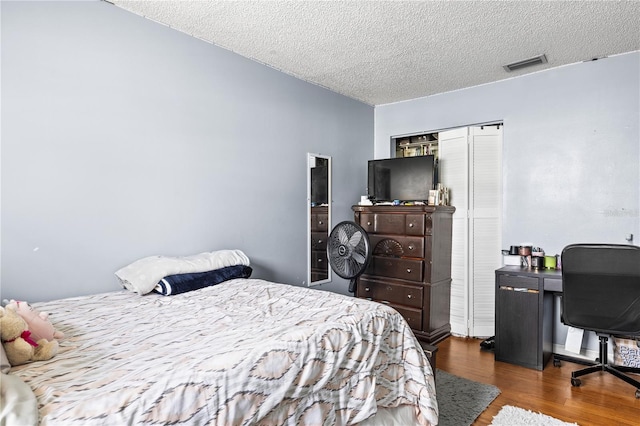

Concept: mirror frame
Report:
left=307, top=153, right=332, bottom=286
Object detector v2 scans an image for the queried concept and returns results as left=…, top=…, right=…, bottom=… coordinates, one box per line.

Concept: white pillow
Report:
left=0, top=373, right=39, bottom=426
left=115, top=249, right=250, bottom=295
left=1, top=345, right=10, bottom=374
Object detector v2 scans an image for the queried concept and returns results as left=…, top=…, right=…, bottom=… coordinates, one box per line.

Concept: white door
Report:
left=439, top=128, right=470, bottom=336
left=439, top=125, right=502, bottom=337
left=468, top=126, right=502, bottom=337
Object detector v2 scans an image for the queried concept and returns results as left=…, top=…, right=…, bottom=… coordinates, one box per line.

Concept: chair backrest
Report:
left=561, top=244, right=640, bottom=336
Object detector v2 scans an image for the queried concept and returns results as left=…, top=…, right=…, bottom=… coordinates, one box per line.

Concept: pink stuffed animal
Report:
left=4, top=300, right=64, bottom=342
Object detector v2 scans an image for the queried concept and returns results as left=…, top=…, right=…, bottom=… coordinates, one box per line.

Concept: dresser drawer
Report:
left=364, top=213, right=405, bottom=234
left=369, top=235, right=424, bottom=258
left=310, top=213, right=328, bottom=232
left=311, top=271, right=328, bottom=281
left=406, top=214, right=427, bottom=236
left=359, top=213, right=377, bottom=233
left=368, top=257, right=424, bottom=282
left=498, top=274, right=539, bottom=290
left=358, top=278, right=423, bottom=308
left=390, top=304, right=423, bottom=330
left=359, top=213, right=426, bottom=236
left=311, top=232, right=327, bottom=250
left=311, top=251, right=328, bottom=269
left=356, top=297, right=422, bottom=330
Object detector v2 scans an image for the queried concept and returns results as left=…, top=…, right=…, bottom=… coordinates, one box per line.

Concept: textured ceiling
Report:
left=109, top=0, right=640, bottom=106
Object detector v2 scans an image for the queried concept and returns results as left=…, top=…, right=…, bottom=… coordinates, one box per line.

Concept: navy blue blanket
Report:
left=154, top=265, right=253, bottom=296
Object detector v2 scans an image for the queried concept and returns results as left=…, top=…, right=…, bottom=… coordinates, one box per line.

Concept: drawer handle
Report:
left=408, top=244, right=415, bottom=251
left=380, top=301, right=390, bottom=305
left=318, top=221, right=323, bottom=225
left=406, top=268, right=412, bottom=274
left=317, top=239, right=323, bottom=244
left=407, top=294, right=412, bottom=299
left=409, top=223, right=414, bottom=228
left=317, top=259, right=323, bottom=264
left=365, top=287, right=370, bottom=292
left=367, top=221, right=372, bottom=226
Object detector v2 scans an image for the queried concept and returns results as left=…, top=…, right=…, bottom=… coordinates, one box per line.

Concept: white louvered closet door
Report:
left=438, top=128, right=469, bottom=336
left=469, top=126, right=502, bottom=337
left=439, top=126, right=502, bottom=337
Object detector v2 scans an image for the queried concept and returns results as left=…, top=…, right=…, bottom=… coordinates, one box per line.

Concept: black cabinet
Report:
left=495, top=267, right=555, bottom=370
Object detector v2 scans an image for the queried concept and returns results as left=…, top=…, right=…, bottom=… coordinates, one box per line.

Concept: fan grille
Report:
left=327, top=221, right=371, bottom=280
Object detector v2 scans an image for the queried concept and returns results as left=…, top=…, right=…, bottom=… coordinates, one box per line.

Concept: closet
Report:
left=395, top=124, right=502, bottom=337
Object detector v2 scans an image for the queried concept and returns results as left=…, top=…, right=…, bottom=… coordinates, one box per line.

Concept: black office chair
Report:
left=557, top=243, right=640, bottom=398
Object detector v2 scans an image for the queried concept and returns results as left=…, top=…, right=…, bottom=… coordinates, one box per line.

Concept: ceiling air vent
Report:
left=503, top=54, right=548, bottom=72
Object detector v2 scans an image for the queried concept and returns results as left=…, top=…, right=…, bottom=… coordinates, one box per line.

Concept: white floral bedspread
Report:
left=10, top=279, right=438, bottom=425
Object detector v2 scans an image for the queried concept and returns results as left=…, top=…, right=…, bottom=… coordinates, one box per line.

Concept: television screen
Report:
left=367, top=155, right=435, bottom=202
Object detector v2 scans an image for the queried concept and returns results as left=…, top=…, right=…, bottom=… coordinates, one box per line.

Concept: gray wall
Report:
left=1, top=1, right=373, bottom=302
left=375, top=52, right=639, bottom=253
left=375, top=52, right=640, bottom=349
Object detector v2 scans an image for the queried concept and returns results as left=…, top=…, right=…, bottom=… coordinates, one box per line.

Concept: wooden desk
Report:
left=494, top=266, right=562, bottom=370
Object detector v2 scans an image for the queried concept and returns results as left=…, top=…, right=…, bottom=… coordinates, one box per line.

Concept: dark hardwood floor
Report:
left=435, top=336, right=640, bottom=425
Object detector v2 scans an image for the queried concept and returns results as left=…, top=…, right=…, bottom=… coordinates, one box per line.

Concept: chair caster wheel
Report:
left=571, top=377, right=581, bottom=387
left=553, top=358, right=561, bottom=367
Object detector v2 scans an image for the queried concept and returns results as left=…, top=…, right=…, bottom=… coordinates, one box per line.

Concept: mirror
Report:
left=307, top=153, right=331, bottom=286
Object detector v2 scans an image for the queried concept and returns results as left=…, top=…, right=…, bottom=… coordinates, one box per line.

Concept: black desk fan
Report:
left=327, top=221, right=372, bottom=293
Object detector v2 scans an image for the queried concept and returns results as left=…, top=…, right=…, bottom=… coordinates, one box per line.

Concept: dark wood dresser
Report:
left=310, top=206, right=329, bottom=282
left=352, top=205, right=455, bottom=344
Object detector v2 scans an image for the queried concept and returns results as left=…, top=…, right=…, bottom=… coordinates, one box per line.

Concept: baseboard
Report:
left=552, top=343, right=599, bottom=361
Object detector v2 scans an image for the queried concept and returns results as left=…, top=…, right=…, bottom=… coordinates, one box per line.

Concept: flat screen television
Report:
left=367, top=155, right=435, bottom=203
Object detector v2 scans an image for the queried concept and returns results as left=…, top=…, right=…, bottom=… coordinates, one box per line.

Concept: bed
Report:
left=2, top=252, right=438, bottom=425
